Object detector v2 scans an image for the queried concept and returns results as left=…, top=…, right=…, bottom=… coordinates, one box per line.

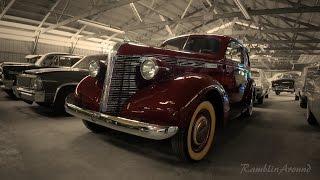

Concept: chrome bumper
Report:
left=65, top=95, right=179, bottom=140
left=14, top=87, right=45, bottom=102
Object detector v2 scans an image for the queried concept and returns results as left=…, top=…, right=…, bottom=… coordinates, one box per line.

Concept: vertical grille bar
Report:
left=100, top=54, right=116, bottom=112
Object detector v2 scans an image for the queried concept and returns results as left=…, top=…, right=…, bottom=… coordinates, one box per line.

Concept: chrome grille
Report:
left=105, top=56, right=141, bottom=115
left=16, top=74, right=35, bottom=88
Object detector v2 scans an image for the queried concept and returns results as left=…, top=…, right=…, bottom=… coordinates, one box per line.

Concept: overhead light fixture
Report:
left=77, top=20, right=125, bottom=34
left=130, top=3, right=143, bottom=22
left=207, top=22, right=234, bottom=34
left=235, top=21, right=260, bottom=30
left=233, top=0, right=251, bottom=19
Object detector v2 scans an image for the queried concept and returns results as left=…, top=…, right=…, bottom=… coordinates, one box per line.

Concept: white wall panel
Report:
left=0, top=38, right=102, bottom=63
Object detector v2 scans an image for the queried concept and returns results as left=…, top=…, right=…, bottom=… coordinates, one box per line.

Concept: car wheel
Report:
left=53, top=89, right=74, bottom=114
left=82, top=120, right=107, bottom=133
left=4, top=90, right=17, bottom=99
left=244, top=93, right=254, bottom=117
left=300, top=96, right=307, bottom=109
left=275, top=91, right=280, bottom=95
left=36, top=102, right=50, bottom=107
left=306, top=104, right=319, bottom=127
left=257, top=97, right=264, bottom=104
left=295, top=95, right=299, bottom=101
left=171, top=101, right=216, bottom=161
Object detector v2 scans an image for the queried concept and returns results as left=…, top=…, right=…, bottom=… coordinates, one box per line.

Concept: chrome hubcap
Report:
left=192, top=113, right=211, bottom=152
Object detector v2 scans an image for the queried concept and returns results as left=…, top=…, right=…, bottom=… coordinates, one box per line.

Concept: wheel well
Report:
left=54, top=85, right=77, bottom=103
left=205, top=90, right=224, bottom=129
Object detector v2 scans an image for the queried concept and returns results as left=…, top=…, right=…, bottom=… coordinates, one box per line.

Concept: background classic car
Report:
left=14, top=54, right=108, bottom=113
left=65, top=34, right=254, bottom=161
left=251, top=68, right=270, bottom=104
left=0, top=52, right=81, bottom=97
left=297, top=66, right=319, bottom=108
left=271, top=74, right=297, bottom=95
left=301, top=65, right=320, bottom=126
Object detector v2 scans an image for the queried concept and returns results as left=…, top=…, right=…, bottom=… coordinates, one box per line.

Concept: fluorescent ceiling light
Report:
left=206, top=22, right=233, bottom=34
left=235, top=21, right=260, bottom=29
left=233, top=0, right=251, bottom=19
left=130, top=3, right=143, bottom=22
left=77, top=20, right=125, bottom=34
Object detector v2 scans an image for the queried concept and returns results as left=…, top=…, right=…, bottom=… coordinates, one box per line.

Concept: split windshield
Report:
left=161, top=36, right=220, bottom=54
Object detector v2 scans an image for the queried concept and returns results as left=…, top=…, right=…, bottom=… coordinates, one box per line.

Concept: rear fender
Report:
left=121, top=73, right=230, bottom=129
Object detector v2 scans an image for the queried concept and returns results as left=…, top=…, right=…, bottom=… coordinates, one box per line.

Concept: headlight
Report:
left=33, top=77, right=43, bottom=90
left=140, top=57, right=159, bottom=80
left=88, top=61, right=100, bottom=78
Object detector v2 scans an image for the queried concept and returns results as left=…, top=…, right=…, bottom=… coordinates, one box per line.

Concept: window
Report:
left=73, top=55, right=108, bottom=69
left=184, top=37, right=220, bottom=54
left=225, top=41, right=243, bottom=63
left=251, top=71, right=260, bottom=78
left=160, top=36, right=188, bottom=51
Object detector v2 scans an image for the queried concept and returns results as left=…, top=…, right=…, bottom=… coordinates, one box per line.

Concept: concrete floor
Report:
left=0, top=91, right=319, bottom=180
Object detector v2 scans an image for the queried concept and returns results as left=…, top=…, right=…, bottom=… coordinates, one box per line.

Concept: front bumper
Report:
left=65, top=95, right=179, bottom=140
left=1, top=80, right=14, bottom=90
left=273, top=86, right=294, bottom=92
left=14, top=87, right=45, bottom=102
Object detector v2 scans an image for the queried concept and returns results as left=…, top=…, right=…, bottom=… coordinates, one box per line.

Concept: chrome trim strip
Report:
left=100, top=53, right=115, bottom=112
left=53, top=83, right=78, bottom=103
left=65, top=95, right=178, bottom=140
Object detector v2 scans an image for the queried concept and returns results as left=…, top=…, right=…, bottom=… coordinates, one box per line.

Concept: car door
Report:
left=309, top=68, right=320, bottom=120
left=225, top=40, right=250, bottom=118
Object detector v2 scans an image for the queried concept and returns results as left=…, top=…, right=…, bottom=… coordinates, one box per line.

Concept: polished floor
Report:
left=0, top=91, right=319, bottom=180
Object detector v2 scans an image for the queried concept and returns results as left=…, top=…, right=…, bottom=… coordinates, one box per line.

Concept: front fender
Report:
left=121, top=73, right=229, bottom=128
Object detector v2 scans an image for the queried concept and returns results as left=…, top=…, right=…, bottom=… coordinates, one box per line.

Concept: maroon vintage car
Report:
left=65, top=34, right=254, bottom=161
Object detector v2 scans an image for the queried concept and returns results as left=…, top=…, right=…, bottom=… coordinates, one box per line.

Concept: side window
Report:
left=225, top=41, right=243, bottom=63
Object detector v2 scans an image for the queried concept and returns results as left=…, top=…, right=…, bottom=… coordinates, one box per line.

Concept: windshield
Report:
left=26, top=55, right=42, bottom=63
left=35, top=54, right=81, bottom=67
left=72, top=54, right=108, bottom=69
left=161, top=36, right=220, bottom=54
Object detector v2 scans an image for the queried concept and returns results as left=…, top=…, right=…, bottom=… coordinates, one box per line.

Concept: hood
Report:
left=24, top=67, right=85, bottom=75
left=116, top=43, right=223, bottom=60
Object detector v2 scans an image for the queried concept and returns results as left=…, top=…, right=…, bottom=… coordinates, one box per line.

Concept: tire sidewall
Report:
left=187, top=101, right=216, bottom=161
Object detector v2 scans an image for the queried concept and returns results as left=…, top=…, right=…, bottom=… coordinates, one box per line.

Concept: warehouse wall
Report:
left=0, top=38, right=102, bottom=63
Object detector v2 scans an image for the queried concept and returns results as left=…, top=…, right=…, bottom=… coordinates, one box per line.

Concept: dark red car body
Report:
left=75, top=35, right=252, bottom=126
left=66, top=34, right=253, bottom=160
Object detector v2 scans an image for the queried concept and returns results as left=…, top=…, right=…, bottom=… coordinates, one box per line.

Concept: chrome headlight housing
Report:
left=33, top=77, right=43, bottom=90
left=140, top=57, right=159, bottom=80
left=88, top=60, right=100, bottom=78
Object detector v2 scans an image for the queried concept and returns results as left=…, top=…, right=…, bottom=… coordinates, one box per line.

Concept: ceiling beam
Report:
left=251, top=47, right=320, bottom=51
left=247, top=39, right=320, bottom=44
left=41, top=0, right=140, bottom=34
left=127, top=5, right=320, bottom=31
left=226, top=27, right=320, bottom=36
left=0, top=0, right=15, bottom=20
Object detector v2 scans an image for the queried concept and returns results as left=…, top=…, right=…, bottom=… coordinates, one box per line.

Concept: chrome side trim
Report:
left=65, top=95, right=178, bottom=140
